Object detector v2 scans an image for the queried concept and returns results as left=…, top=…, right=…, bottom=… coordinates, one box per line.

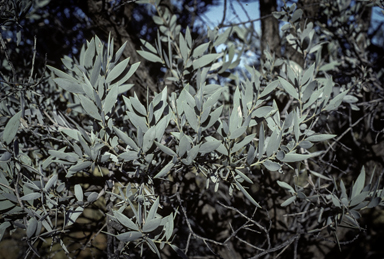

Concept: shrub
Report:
left=1, top=0, right=384, bottom=258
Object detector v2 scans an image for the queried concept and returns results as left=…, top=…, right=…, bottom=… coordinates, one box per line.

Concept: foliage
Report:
left=1, top=0, right=384, bottom=258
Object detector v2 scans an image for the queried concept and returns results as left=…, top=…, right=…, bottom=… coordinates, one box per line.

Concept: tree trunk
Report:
left=260, top=0, right=280, bottom=59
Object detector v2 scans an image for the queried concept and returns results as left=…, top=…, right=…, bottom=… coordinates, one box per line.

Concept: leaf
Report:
left=263, top=160, right=281, bottom=171
left=306, top=134, right=336, bottom=142
left=45, top=173, right=58, bottom=192
left=0, top=152, right=12, bottom=162
left=279, top=77, right=298, bottom=99
left=203, top=105, right=223, bottom=129
left=183, top=102, right=198, bottom=131
left=281, top=151, right=323, bottom=162
left=257, top=124, right=265, bottom=160
left=266, top=129, right=280, bottom=157
left=137, top=50, right=163, bottom=63
left=27, top=218, right=37, bottom=238
left=179, top=33, right=189, bottom=61
left=3, top=111, right=21, bottom=145
left=154, top=161, right=174, bottom=179
left=199, top=141, right=221, bottom=154
left=152, top=15, right=164, bottom=25
left=277, top=180, right=295, bottom=194
left=235, top=169, right=253, bottom=184
left=324, top=90, right=349, bottom=111
left=260, top=80, right=279, bottom=98
left=343, top=95, right=358, bottom=103
left=331, top=194, right=341, bottom=208
left=232, top=133, right=256, bottom=154
left=350, top=191, right=369, bottom=207
left=214, top=28, right=231, bottom=46
left=235, top=181, right=261, bottom=208
left=116, top=231, right=143, bottom=242
left=131, top=95, right=147, bottom=116
left=67, top=206, right=84, bottom=226
left=142, top=218, right=162, bottom=233
left=294, top=110, right=300, bottom=142
left=106, top=57, right=130, bottom=83
left=0, top=222, right=11, bottom=242
left=247, top=145, right=255, bottom=165
left=20, top=192, right=41, bottom=201
left=281, top=196, right=296, bottom=207
left=103, top=84, right=118, bottom=114
left=192, top=42, right=210, bottom=58
left=113, top=127, right=139, bottom=151
left=299, top=140, right=313, bottom=149
left=53, top=78, right=84, bottom=94
left=145, top=237, right=161, bottom=258
left=74, top=184, right=83, bottom=201
left=155, top=142, right=177, bottom=157
left=79, top=95, right=101, bottom=121
left=351, top=167, right=366, bottom=198
left=143, top=126, right=156, bottom=153
left=193, top=54, right=220, bottom=70
left=308, top=170, right=331, bottom=181
left=68, top=161, right=92, bottom=173
left=122, top=62, right=140, bottom=84
left=185, top=27, right=192, bottom=48
left=87, top=192, right=99, bottom=203
left=127, top=111, right=148, bottom=132
left=48, top=150, right=79, bottom=162
left=147, top=197, right=159, bottom=221
left=114, top=211, right=138, bottom=230
left=301, top=63, right=315, bottom=85
left=155, top=115, right=169, bottom=141
left=119, top=151, right=138, bottom=161
left=203, top=87, right=224, bottom=110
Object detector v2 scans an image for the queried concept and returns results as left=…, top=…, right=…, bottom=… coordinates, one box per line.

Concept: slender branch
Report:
left=176, top=192, right=225, bottom=248
left=218, top=14, right=274, bottom=28
left=321, top=113, right=369, bottom=159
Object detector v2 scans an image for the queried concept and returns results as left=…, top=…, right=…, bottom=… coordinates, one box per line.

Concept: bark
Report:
left=260, top=0, right=281, bottom=59
left=84, top=0, right=158, bottom=97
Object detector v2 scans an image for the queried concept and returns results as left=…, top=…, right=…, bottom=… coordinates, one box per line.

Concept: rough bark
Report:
left=260, top=0, right=281, bottom=59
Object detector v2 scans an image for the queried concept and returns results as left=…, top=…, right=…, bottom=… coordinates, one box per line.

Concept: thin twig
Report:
left=176, top=192, right=225, bottom=247
left=218, top=14, right=274, bottom=28
left=320, top=113, right=369, bottom=159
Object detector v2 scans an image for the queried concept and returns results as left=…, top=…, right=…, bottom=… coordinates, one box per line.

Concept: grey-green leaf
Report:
left=3, top=111, right=21, bottom=145
left=279, top=77, right=298, bottom=99
left=193, top=54, right=220, bottom=70
left=74, top=184, right=83, bottom=202
left=116, top=231, right=143, bottom=242
left=352, top=167, right=366, bottom=198
left=235, top=181, right=261, bottom=208
left=154, top=161, right=174, bottom=179
left=79, top=95, right=101, bottom=121
left=103, top=85, right=118, bottom=114
left=114, top=211, right=138, bottom=230
left=199, top=141, right=221, bottom=154
left=137, top=50, right=163, bottom=63
left=306, top=134, right=336, bottom=142
left=53, top=78, right=85, bottom=94
left=106, top=57, right=130, bottom=83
